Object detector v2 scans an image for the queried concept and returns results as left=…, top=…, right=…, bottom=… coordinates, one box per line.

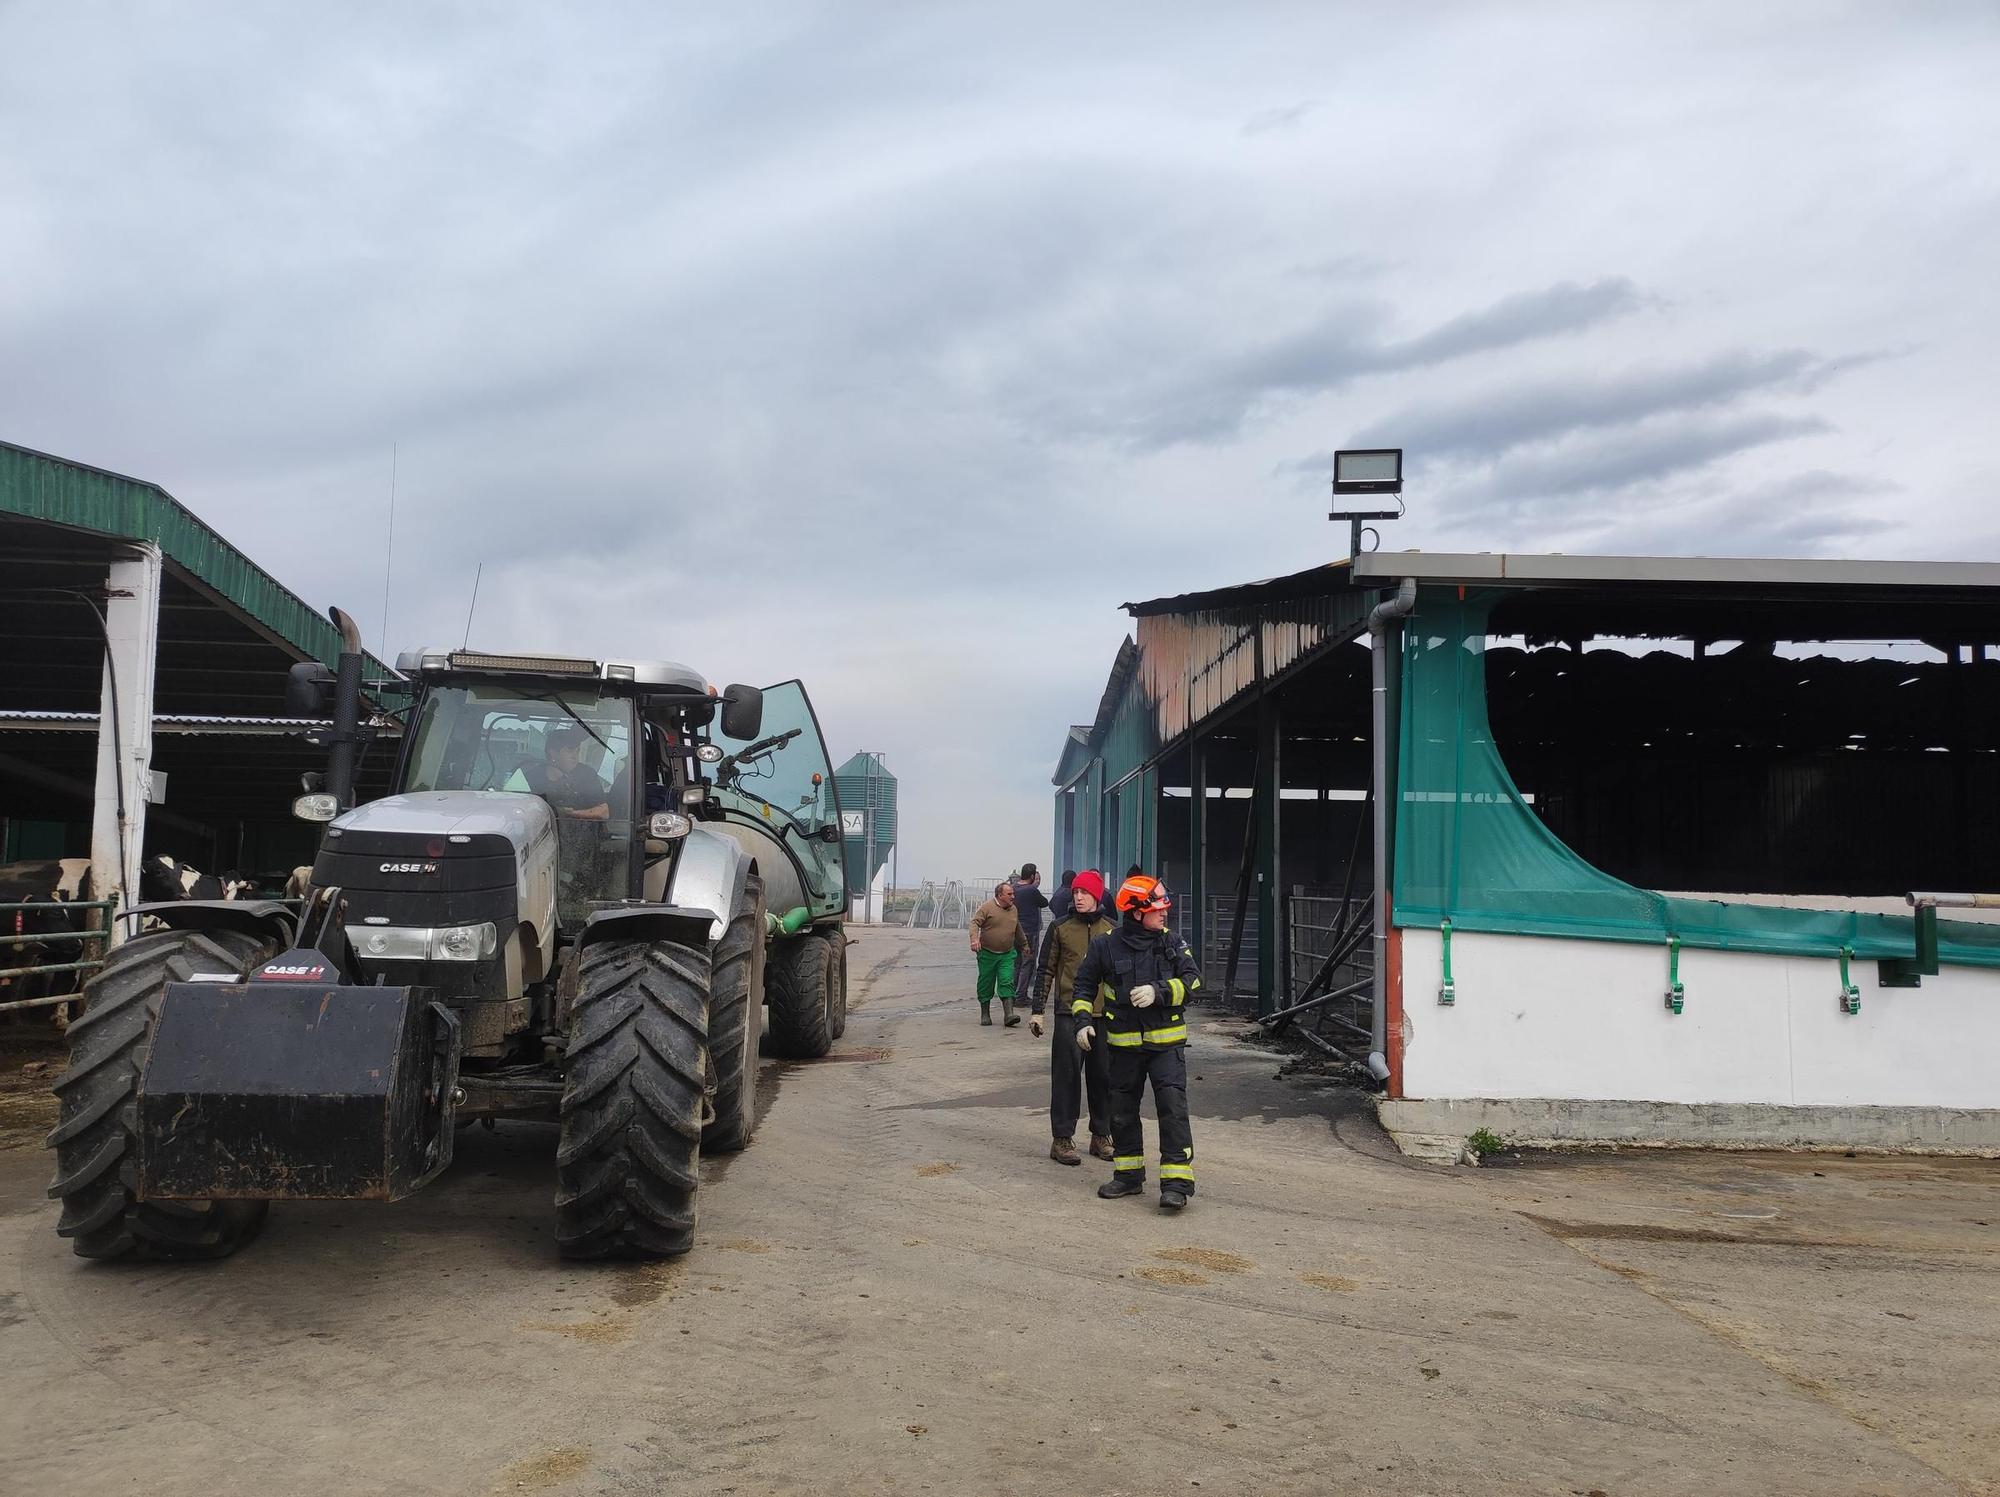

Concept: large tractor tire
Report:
left=702, top=874, right=765, bottom=1154
left=48, top=928, right=278, bottom=1261
left=554, top=937, right=709, bottom=1259
left=764, top=931, right=837, bottom=1060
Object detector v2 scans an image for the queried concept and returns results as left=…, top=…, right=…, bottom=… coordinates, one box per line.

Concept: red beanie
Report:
left=1072, top=870, right=1106, bottom=904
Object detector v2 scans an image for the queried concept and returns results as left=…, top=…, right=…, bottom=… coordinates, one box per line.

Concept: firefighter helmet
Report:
left=1114, top=874, right=1172, bottom=915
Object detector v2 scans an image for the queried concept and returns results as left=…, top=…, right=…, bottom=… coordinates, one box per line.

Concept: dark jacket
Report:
left=1048, top=876, right=1080, bottom=924
left=1032, top=910, right=1113, bottom=1015
left=1011, top=879, right=1050, bottom=946
left=1071, top=919, right=1202, bottom=1048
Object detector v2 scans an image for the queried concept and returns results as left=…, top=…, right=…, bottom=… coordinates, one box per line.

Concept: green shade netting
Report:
left=1391, top=591, right=2000, bottom=969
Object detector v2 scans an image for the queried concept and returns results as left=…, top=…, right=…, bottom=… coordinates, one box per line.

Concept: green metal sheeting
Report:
left=0, top=440, right=396, bottom=681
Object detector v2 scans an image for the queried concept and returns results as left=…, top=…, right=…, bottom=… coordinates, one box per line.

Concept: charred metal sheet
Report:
left=137, top=980, right=459, bottom=1201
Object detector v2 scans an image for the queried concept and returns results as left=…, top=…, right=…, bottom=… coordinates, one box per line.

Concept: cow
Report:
left=138, top=854, right=260, bottom=904
left=0, top=858, right=94, bottom=1018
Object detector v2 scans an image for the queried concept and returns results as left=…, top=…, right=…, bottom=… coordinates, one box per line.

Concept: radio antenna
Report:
left=461, top=562, right=484, bottom=648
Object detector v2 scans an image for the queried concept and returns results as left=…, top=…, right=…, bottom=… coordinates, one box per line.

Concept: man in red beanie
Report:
left=1029, top=868, right=1115, bottom=1165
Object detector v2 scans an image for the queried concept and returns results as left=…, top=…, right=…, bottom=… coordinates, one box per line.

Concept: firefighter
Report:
left=1029, top=868, right=1114, bottom=1166
left=1070, top=873, right=1202, bottom=1210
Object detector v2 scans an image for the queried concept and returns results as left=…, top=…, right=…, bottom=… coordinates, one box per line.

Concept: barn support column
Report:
left=1187, top=727, right=1206, bottom=969
left=90, top=542, right=161, bottom=945
left=1254, top=689, right=1282, bottom=1016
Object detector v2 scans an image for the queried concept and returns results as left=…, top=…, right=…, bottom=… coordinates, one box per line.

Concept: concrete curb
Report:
left=1378, top=1096, right=2000, bottom=1161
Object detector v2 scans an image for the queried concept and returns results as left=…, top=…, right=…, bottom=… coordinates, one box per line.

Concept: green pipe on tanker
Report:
left=767, top=906, right=812, bottom=937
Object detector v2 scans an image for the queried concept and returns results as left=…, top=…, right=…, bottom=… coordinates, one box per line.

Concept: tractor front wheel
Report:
left=554, top=937, right=709, bottom=1259
left=48, top=928, right=278, bottom=1261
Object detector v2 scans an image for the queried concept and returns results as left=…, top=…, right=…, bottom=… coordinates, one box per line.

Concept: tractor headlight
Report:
left=293, top=792, right=338, bottom=822
left=695, top=743, right=723, bottom=764
left=647, top=812, right=692, bottom=840
left=431, top=923, right=497, bottom=962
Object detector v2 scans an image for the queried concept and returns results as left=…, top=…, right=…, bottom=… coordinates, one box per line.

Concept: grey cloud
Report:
left=1112, top=277, right=1647, bottom=450
left=1548, top=471, right=1894, bottom=558
left=1356, top=347, right=1880, bottom=462
left=1242, top=101, right=1319, bottom=135
left=1437, top=410, right=1829, bottom=522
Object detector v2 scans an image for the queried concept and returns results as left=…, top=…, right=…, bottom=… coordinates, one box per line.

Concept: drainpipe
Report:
left=1367, top=577, right=1417, bottom=1080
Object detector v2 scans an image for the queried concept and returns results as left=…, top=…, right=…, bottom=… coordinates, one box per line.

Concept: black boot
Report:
left=1159, top=1187, right=1189, bottom=1211
left=1098, top=1176, right=1145, bottom=1199
left=979, top=1002, right=993, bottom=1026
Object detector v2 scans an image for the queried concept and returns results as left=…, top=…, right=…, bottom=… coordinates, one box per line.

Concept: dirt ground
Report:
left=3, top=926, right=1997, bottom=1496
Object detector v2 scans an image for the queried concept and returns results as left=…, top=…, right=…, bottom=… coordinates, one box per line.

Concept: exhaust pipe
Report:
left=326, top=606, right=365, bottom=810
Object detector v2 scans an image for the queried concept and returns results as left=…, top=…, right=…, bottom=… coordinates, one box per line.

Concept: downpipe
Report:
left=1368, top=577, right=1417, bottom=1081
left=326, top=606, right=365, bottom=810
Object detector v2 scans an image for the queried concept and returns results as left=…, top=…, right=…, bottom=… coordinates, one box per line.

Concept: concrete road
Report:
left=3, top=926, right=1996, bottom=1495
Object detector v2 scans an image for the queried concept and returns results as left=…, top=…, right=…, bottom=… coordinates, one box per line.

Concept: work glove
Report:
left=1028, top=1016, right=1044, bottom=1038
left=1128, top=983, right=1157, bottom=1009
left=1075, top=1024, right=1095, bottom=1052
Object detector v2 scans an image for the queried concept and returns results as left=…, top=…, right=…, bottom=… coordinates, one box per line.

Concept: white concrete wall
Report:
left=1398, top=926, right=2000, bottom=1110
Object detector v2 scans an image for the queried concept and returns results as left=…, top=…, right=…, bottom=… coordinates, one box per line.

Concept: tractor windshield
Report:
left=401, top=684, right=636, bottom=925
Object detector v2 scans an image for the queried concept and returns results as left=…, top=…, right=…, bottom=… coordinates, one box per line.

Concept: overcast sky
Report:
left=4, top=3, right=1996, bottom=880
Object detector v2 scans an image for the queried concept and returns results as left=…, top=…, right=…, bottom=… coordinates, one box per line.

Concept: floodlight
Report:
left=1333, top=448, right=1402, bottom=495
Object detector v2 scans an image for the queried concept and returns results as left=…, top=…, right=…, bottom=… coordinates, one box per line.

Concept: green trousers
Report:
left=974, top=948, right=1018, bottom=1003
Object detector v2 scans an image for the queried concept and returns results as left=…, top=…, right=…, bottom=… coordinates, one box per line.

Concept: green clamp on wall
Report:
left=1838, top=946, right=1862, bottom=1015
left=1437, top=918, right=1455, bottom=1006
left=1663, top=935, right=1685, bottom=1015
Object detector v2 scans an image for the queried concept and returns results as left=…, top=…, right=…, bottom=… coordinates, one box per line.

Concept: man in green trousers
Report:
left=969, top=880, right=1030, bottom=1027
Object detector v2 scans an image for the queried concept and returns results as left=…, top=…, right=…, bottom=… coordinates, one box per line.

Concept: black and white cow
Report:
left=0, top=858, right=93, bottom=1013
left=140, top=855, right=254, bottom=904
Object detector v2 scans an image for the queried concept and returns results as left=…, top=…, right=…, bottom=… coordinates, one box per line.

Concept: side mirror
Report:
left=720, top=684, right=763, bottom=740
left=815, top=823, right=842, bottom=844
left=286, top=661, right=336, bottom=717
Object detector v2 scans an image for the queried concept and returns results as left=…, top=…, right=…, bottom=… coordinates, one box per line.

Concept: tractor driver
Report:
left=522, top=727, right=610, bottom=821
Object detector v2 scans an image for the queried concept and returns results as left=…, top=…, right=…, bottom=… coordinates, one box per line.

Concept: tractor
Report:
left=47, top=609, right=849, bottom=1261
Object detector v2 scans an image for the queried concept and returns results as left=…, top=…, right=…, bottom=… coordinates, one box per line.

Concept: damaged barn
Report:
left=1056, top=549, right=2000, bottom=1154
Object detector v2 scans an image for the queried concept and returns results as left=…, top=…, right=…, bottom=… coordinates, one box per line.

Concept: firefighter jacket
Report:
left=1031, top=910, right=1113, bottom=1015
left=1070, top=920, right=1202, bottom=1048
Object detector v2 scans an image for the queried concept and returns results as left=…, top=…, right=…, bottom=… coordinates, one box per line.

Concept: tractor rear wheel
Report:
left=554, top=937, right=709, bottom=1259
left=764, top=931, right=837, bottom=1059
left=48, top=927, right=278, bottom=1261
left=702, top=874, right=765, bottom=1153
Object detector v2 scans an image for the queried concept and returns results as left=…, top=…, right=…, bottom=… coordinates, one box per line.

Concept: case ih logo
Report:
left=259, top=962, right=328, bottom=981
left=378, top=861, right=439, bottom=875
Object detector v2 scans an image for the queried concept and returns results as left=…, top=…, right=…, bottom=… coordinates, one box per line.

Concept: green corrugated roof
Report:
left=0, top=439, right=397, bottom=681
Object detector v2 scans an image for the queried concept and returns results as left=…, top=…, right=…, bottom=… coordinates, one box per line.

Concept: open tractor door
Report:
left=48, top=615, right=850, bottom=1263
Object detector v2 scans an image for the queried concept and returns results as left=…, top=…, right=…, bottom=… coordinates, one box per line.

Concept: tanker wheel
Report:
left=554, top=937, right=708, bottom=1259
left=764, top=931, right=836, bottom=1059
left=48, top=928, right=278, bottom=1261
left=702, top=873, right=765, bottom=1153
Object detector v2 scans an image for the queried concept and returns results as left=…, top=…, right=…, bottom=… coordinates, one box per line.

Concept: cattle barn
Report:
left=1055, top=547, right=2000, bottom=1153
left=1, top=439, right=399, bottom=958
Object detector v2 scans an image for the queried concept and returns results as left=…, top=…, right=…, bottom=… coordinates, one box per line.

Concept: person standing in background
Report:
left=1030, top=870, right=1114, bottom=1166
left=1047, top=869, right=1078, bottom=924
left=969, top=880, right=1030, bottom=1027
left=1011, top=864, right=1050, bottom=970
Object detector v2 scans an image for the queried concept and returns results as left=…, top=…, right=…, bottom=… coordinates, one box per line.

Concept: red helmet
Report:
left=1114, top=874, right=1171, bottom=915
